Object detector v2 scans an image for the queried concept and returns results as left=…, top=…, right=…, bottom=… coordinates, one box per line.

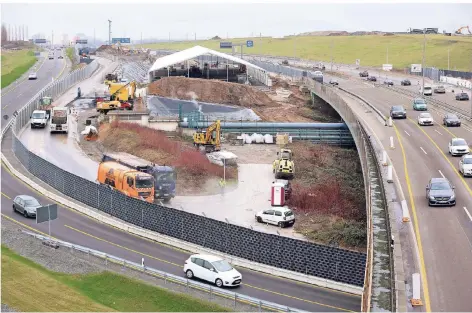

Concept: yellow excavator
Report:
left=273, top=148, right=295, bottom=180
left=455, top=26, right=472, bottom=35
left=97, top=81, right=136, bottom=114
left=193, top=120, right=221, bottom=153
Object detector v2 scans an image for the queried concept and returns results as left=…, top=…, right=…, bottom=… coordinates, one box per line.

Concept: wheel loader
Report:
left=273, top=148, right=295, bottom=180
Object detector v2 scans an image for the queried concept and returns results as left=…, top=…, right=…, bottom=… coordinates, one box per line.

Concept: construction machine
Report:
left=193, top=120, right=221, bottom=153
left=39, top=96, right=54, bottom=119
left=455, top=26, right=472, bottom=35
left=104, top=73, right=118, bottom=85
left=273, top=148, right=295, bottom=180
left=96, top=81, right=136, bottom=114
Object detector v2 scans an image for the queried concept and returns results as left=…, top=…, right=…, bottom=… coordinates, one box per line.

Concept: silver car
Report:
left=459, top=155, right=472, bottom=177
left=28, top=72, right=37, bottom=80
left=434, top=85, right=446, bottom=93
left=12, top=195, right=42, bottom=218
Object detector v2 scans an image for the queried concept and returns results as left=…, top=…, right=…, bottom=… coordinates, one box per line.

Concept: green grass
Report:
left=66, top=47, right=75, bottom=63
left=1, top=49, right=37, bottom=88
left=1, top=245, right=229, bottom=312
left=140, top=34, right=472, bottom=71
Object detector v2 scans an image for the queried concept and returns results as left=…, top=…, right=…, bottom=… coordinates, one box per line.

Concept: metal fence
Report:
left=22, top=231, right=308, bottom=312
left=408, top=67, right=472, bottom=81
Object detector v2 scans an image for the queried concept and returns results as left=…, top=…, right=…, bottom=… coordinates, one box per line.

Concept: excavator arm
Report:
left=455, top=26, right=471, bottom=34
left=204, top=120, right=221, bottom=147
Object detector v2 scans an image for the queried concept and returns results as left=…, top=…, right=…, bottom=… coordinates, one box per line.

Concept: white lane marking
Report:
left=464, top=207, right=472, bottom=222
left=420, top=147, right=428, bottom=155
left=3, top=105, right=8, bottom=109
left=435, top=129, right=443, bottom=135
left=438, top=170, right=445, bottom=178
left=404, top=130, right=411, bottom=137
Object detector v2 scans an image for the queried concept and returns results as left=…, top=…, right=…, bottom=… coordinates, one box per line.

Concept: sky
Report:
left=2, top=2, right=472, bottom=43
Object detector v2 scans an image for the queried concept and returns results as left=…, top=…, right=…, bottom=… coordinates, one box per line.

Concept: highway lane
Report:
left=0, top=164, right=361, bottom=312
left=338, top=81, right=472, bottom=311
left=1, top=54, right=67, bottom=129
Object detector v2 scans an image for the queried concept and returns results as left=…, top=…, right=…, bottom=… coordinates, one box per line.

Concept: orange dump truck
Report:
left=97, top=161, right=155, bottom=203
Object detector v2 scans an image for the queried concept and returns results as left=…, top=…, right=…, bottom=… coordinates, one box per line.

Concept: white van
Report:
left=420, top=85, right=433, bottom=96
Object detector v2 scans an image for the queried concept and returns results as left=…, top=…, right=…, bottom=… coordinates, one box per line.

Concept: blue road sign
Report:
left=76, top=39, right=88, bottom=44
left=34, top=39, right=46, bottom=44
left=246, top=40, right=254, bottom=48
left=112, top=38, right=131, bottom=44
left=220, top=42, right=233, bottom=49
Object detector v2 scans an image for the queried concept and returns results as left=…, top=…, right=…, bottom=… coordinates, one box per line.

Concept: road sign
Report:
left=36, top=204, right=58, bottom=224
left=355, top=59, right=360, bottom=66
left=112, top=38, right=130, bottom=44
left=220, top=42, right=232, bottom=49
left=382, top=64, right=393, bottom=71
left=411, top=64, right=422, bottom=73
left=76, top=39, right=88, bottom=44
left=246, top=40, right=254, bottom=48
left=34, top=39, right=46, bottom=44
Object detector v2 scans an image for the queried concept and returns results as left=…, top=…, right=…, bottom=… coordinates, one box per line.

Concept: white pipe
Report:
left=387, top=165, right=393, bottom=183
left=388, top=117, right=393, bottom=127
left=411, top=273, right=423, bottom=306
left=390, top=136, right=395, bottom=149
left=401, top=199, right=410, bottom=222
left=382, top=150, right=388, bottom=166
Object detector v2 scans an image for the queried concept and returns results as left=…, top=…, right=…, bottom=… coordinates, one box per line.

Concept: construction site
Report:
left=70, top=44, right=366, bottom=250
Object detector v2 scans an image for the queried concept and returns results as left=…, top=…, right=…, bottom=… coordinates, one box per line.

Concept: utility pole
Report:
left=94, top=28, right=96, bottom=45
left=140, top=32, right=142, bottom=45
left=26, top=25, right=28, bottom=41
left=108, top=19, right=112, bottom=45
left=447, top=48, right=450, bottom=71
left=386, top=45, right=389, bottom=64
left=330, top=39, right=334, bottom=71
left=421, top=29, right=426, bottom=99
left=52, top=30, right=54, bottom=45
left=194, top=33, right=196, bottom=41
left=168, top=32, right=170, bottom=42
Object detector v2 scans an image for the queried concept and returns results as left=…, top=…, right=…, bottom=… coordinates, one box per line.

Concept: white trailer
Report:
left=50, top=107, right=69, bottom=134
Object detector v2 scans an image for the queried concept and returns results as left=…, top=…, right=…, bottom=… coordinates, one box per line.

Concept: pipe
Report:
left=180, top=121, right=348, bottom=129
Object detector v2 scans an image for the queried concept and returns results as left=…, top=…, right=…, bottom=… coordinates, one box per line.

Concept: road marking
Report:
left=420, top=147, right=428, bottom=155
left=404, top=130, right=411, bottom=137
left=438, top=170, right=445, bottom=178
left=1, top=192, right=11, bottom=199
left=64, top=225, right=354, bottom=312
left=440, top=125, right=458, bottom=138
left=1, top=213, right=56, bottom=239
left=464, top=207, right=472, bottom=222
left=3, top=104, right=8, bottom=109
left=434, top=129, right=442, bottom=135
left=392, top=124, right=432, bottom=312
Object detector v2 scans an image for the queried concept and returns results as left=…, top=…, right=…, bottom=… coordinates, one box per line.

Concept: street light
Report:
left=421, top=29, right=427, bottom=99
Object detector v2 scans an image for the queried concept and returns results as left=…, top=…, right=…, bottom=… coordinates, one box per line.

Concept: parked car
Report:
left=417, top=112, right=434, bottom=126
left=459, top=154, right=472, bottom=177
left=426, top=177, right=456, bottom=206
left=390, top=105, right=407, bottom=119
left=184, top=254, right=242, bottom=288
left=28, top=72, right=37, bottom=80
left=401, top=79, right=411, bottom=86
left=434, top=85, right=446, bottom=93
left=443, top=113, right=461, bottom=127
left=255, top=207, right=295, bottom=228
left=384, top=79, right=394, bottom=86
left=448, top=138, right=470, bottom=156
left=359, top=71, right=369, bottom=77
left=367, top=76, right=377, bottom=82
left=412, top=98, right=427, bottom=111
left=329, top=79, right=339, bottom=86
left=12, top=195, right=42, bottom=218
left=58, top=54, right=64, bottom=59
left=455, top=92, right=469, bottom=101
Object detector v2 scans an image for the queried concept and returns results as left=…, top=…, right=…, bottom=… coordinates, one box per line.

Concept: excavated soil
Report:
left=148, top=77, right=278, bottom=108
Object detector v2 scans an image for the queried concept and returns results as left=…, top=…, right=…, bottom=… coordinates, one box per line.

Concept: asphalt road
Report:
left=336, top=78, right=472, bottom=311
left=1, top=54, right=67, bottom=129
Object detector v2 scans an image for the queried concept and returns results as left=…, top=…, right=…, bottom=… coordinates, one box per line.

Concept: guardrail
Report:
left=22, top=230, right=308, bottom=313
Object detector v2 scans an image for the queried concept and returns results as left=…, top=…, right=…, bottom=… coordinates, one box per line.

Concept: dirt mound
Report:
left=148, top=77, right=278, bottom=107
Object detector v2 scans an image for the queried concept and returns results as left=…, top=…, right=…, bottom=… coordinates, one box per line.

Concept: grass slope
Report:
left=141, top=35, right=472, bottom=71
left=1, top=246, right=229, bottom=312
left=1, top=49, right=37, bottom=88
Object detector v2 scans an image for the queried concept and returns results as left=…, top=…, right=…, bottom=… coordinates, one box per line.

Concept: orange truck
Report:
left=97, top=161, right=155, bottom=203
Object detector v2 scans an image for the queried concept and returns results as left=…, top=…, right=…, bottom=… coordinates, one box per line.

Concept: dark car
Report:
left=426, top=177, right=456, bottom=206
left=58, top=55, right=64, bottom=59
left=359, top=71, right=369, bottom=77
left=455, top=92, right=469, bottom=101
left=12, top=195, right=42, bottom=218
left=390, top=105, right=407, bottom=119
left=367, top=76, right=377, bottom=82
left=443, top=113, right=461, bottom=127
left=401, top=79, right=411, bottom=86
left=384, top=79, right=394, bottom=86
left=329, top=79, right=339, bottom=86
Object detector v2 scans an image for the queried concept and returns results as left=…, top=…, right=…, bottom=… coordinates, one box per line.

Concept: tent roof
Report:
left=148, top=45, right=265, bottom=73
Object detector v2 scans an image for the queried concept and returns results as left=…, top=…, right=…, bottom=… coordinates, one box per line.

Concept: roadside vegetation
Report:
left=1, top=245, right=229, bottom=312
left=66, top=47, right=82, bottom=71
left=141, top=34, right=472, bottom=71
left=1, top=49, right=37, bottom=88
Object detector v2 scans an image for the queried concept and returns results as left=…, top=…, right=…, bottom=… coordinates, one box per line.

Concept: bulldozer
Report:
left=273, top=148, right=295, bottom=180
left=193, top=120, right=221, bottom=153
left=96, top=81, right=136, bottom=114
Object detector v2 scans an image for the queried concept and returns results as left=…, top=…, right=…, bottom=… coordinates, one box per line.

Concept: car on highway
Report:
left=390, top=105, right=407, bottom=119
left=417, top=112, right=434, bottom=126
left=58, top=54, right=64, bottom=59
left=367, top=76, right=377, bottom=82
left=48, top=53, right=54, bottom=60
left=401, top=79, right=411, bottom=86
left=420, top=85, right=433, bottom=96
left=459, top=154, right=472, bottom=177
left=28, top=72, right=37, bottom=80
left=443, top=113, right=461, bottom=127
left=12, top=195, right=42, bottom=218
left=434, top=85, right=446, bottom=93
left=359, top=71, right=368, bottom=77
left=255, top=207, right=295, bottom=228
left=412, top=98, right=428, bottom=111
left=30, top=110, right=49, bottom=128
left=184, top=254, right=242, bottom=288
left=329, top=79, right=339, bottom=86
left=448, top=138, right=470, bottom=156
left=426, top=177, right=456, bottom=207
left=455, top=92, right=469, bottom=101
left=384, top=79, right=394, bottom=86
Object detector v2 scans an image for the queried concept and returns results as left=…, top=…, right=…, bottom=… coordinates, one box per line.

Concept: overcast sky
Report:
left=2, top=3, right=472, bottom=42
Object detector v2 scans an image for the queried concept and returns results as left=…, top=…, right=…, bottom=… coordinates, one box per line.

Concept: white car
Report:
left=420, top=86, right=433, bottom=96
left=417, top=112, right=434, bottom=126
left=459, top=155, right=472, bottom=177
left=30, top=110, right=48, bottom=128
left=255, top=207, right=295, bottom=228
left=449, top=138, right=470, bottom=156
left=183, top=254, right=242, bottom=288
left=28, top=72, right=37, bottom=80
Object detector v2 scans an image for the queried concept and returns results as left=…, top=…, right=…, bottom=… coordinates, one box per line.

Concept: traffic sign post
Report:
left=34, top=39, right=46, bottom=44
left=246, top=40, right=253, bottom=48
left=220, top=42, right=232, bottom=49
left=112, top=38, right=131, bottom=44
left=36, top=204, right=58, bottom=237
left=76, top=39, right=88, bottom=44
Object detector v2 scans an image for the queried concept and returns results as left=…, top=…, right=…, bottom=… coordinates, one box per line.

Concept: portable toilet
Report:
left=271, top=181, right=285, bottom=206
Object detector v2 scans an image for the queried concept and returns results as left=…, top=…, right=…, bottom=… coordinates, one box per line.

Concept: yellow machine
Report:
left=273, top=148, right=295, bottom=180
left=96, top=81, right=136, bottom=114
left=455, top=26, right=472, bottom=35
left=104, top=73, right=118, bottom=85
left=193, top=120, right=221, bottom=153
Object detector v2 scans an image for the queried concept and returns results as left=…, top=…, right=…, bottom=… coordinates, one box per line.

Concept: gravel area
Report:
left=1, top=219, right=258, bottom=312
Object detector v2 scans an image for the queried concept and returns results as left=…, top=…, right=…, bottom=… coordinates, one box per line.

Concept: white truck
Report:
left=50, top=107, right=69, bottom=134
left=420, top=85, right=433, bottom=96
left=30, top=110, right=49, bottom=128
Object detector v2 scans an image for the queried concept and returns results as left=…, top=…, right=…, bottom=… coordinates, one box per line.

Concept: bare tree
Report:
left=1, top=23, right=7, bottom=45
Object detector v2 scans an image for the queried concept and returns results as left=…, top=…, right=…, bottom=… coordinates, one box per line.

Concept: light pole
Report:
left=447, top=48, right=450, bottom=71
left=421, top=29, right=426, bottom=99
left=330, top=39, right=333, bottom=72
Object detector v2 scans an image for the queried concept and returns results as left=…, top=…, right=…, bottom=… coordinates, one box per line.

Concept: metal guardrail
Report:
left=22, top=230, right=308, bottom=313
